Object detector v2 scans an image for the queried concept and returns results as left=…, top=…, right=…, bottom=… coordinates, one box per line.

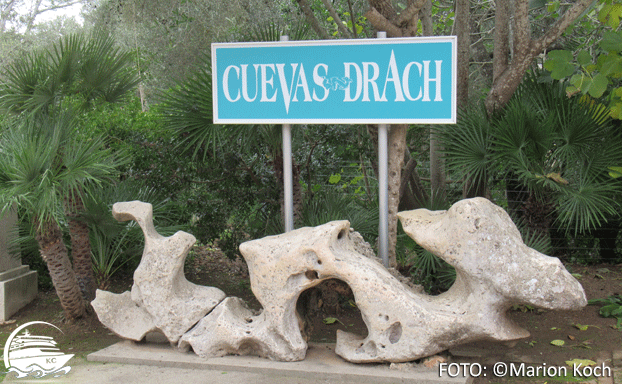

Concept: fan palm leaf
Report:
left=0, top=30, right=139, bottom=116
left=437, top=103, right=494, bottom=188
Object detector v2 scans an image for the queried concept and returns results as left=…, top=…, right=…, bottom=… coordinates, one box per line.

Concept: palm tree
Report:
left=0, top=30, right=138, bottom=310
left=159, top=22, right=311, bottom=230
left=439, top=72, right=622, bottom=239
left=0, top=113, right=121, bottom=319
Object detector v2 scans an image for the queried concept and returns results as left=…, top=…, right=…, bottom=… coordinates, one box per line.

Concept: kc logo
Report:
left=3, top=321, right=73, bottom=379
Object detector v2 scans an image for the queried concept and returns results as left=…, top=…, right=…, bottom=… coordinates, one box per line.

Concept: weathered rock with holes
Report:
left=179, top=297, right=293, bottom=360
left=334, top=198, right=586, bottom=362
left=92, top=201, right=226, bottom=344
left=332, top=197, right=586, bottom=363
left=183, top=198, right=585, bottom=363
left=94, top=198, right=586, bottom=364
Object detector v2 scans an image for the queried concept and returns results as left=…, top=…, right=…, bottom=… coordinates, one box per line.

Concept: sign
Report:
left=212, top=36, right=456, bottom=124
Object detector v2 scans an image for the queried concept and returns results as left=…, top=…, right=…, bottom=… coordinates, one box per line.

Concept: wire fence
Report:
left=305, top=160, right=622, bottom=263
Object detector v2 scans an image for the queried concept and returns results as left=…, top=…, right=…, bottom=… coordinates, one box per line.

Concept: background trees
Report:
left=1, top=0, right=620, bottom=308
left=0, top=30, right=138, bottom=320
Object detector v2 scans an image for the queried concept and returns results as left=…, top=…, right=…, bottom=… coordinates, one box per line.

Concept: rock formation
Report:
left=93, top=198, right=586, bottom=363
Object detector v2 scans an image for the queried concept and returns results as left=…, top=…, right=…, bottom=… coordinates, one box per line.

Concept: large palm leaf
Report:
left=0, top=31, right=139, bottom=116
left=158, top=57, right=227, bottom=160
left=437, top=103, right=494, bottom=189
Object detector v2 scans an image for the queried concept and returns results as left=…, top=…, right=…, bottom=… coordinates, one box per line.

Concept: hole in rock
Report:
left=337, top=229, right=347, bottom=240
left=305, top=270, right=319, bottom=280
left=296, top=278, right=368, bottom=343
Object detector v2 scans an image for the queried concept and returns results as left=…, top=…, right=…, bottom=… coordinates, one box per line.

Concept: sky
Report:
left=36, top=2, right=84, bottom=24
left=13, top=0, right=84, bottom=28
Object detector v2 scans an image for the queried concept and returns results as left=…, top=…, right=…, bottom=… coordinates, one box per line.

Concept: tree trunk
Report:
left=66, top=193, right=96, bottom=302
left=387, top=125, right=407, bottom=267
left=485, top=0, right=593, bottom=114
left=35, top=218, right=85, bottom=320
left=428, top=0, right=445, bottom=202
left=365, top=0, right=427, bottom=267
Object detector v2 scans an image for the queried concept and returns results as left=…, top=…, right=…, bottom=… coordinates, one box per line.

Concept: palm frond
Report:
left=298, top=189, right=378, bottom=243
left=437, top=103, right=493, bottom=187
left=158, top=56, right=225, bottom=161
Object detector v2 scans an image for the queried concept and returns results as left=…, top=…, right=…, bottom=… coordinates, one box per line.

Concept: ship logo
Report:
left=3, top=321, right=73, bottom=379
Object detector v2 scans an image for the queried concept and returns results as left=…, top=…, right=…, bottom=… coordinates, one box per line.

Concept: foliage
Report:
left=439, top=72, right=622, bottom=236
left=297, top=188, right=378, bottom=244
left=86, top=0, right=292, bottom=94
left=544, top=1, right=622, bottom=119
left=0, top=112, right=122, bottom=230
left=82, top=180, right=187, bottom=289
left=0, top=30, right=139, bottom=116
left=588, top=294, right=622, bottom=328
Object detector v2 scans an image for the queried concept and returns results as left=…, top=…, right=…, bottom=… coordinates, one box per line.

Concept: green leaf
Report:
left=551, top=339, right=566, bottom=346
left=574, top=323, right=589, bottom=331
left=587, top=73, right=608, bottom=98
left=606, top=4, right=621, bottom=28
left=608, top=166, right=622, bottom=178
left=570, top=73, right=590, bottom=93
left=328, top=173, right=341, bottom=184
left=323, top=317, right=344, bottom=326
left=566, top=359, right=597, bottom=367
left=600, top=304, right=620, bottom=317
left=546, top=50, right=576, bottom=79
left=577, top=50, right=592, bottom=67
left=598, top=55, right=622, bottom=77
left=601, top=31, right=622, bottom=52
left=547, top=0, right=560, bottom=13
left=548, top=49, right=573, bottom=62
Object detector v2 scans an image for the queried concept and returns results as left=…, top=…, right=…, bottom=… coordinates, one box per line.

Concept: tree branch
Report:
left=400, top=158, right=417, bottom=201
left=396, top=0, right=425, bottom=27
left=347, top=0, right=358, bottom=38
left=421, top=0, right=433, bottom=36
left=492, top=0, right=510, bottom=82
left=37, top=0, right=82, bottom=13
left=321, top=0, right=352, bottom=38
left=364, top=7, right=403, bottom=37
left=296, top=0, right=330, bottom=40
left=531, top=0, right=593, bottom=53
left=486, top=0, right=593, bottom=113
left=513, top=0, right=530, bottom=58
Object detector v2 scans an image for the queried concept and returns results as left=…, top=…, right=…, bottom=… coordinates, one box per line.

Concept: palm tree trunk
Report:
left=35, top=218, right=86, bottom=320
left=66, top=192, right=96, bottom=301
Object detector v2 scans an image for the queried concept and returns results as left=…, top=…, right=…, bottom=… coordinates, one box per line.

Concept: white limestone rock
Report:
left=92, top=201, right=226, bottom=344
left=179, top=297, right=302, bottom=360
left=334, top=197, right=587, bottom=363
left=91, top=290, right=157, bottom=341
left=94, top=198, right=586, bottom=365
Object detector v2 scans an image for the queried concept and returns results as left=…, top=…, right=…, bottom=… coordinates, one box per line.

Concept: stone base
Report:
left=0, top=265, right=38, bottom=321
left=88, top=341, right=471, bottom=384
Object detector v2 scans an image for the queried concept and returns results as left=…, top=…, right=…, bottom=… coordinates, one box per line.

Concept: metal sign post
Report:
left=376, top=32, right=389, bottom=267
left=281, top=35, right=295, bottom=233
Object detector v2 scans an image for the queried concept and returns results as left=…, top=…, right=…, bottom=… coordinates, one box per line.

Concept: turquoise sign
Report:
left=212, top=37, right=456, bottom=124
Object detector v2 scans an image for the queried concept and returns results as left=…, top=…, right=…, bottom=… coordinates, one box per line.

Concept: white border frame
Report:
left=212, top=36, right=457, bottom=125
